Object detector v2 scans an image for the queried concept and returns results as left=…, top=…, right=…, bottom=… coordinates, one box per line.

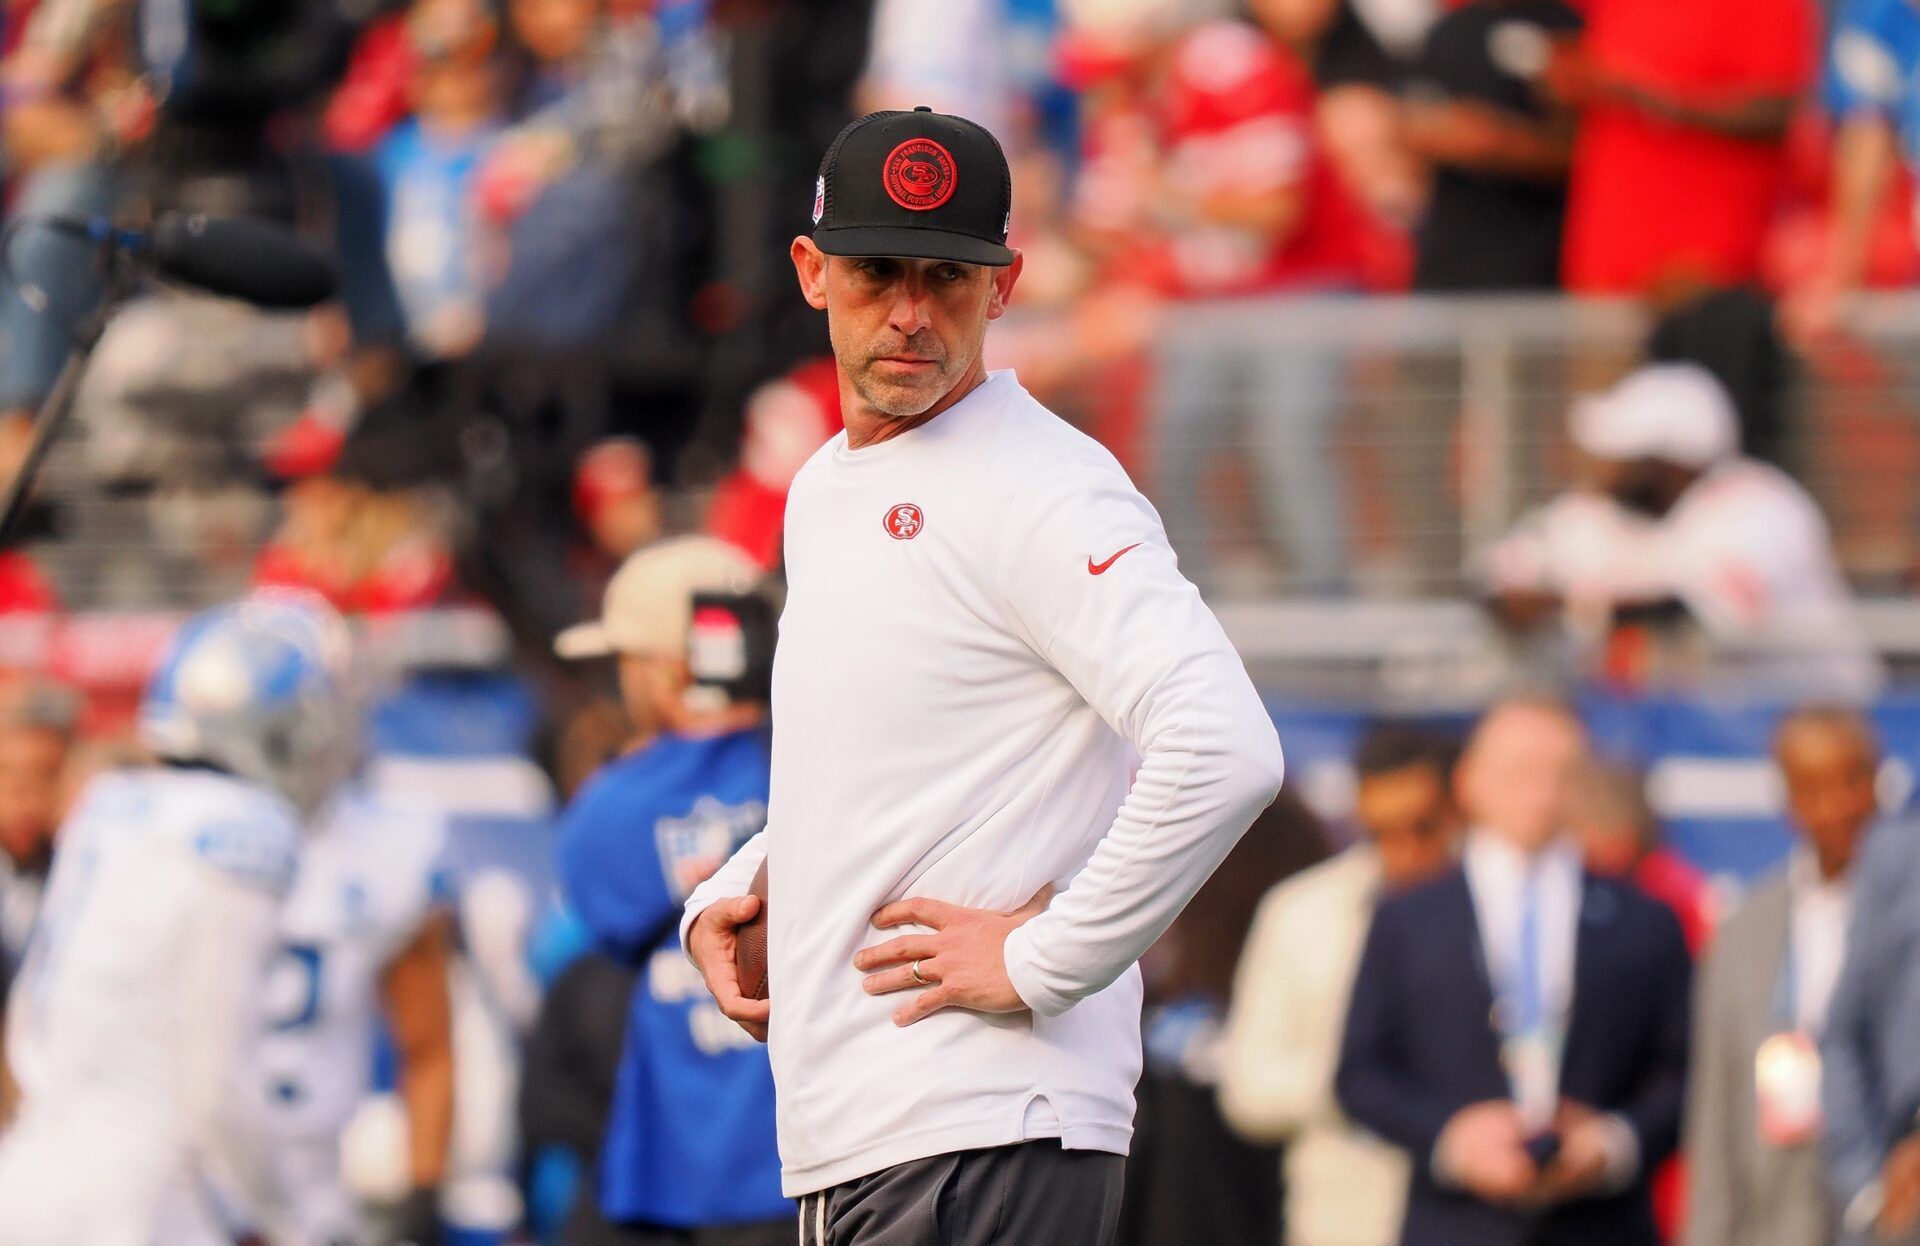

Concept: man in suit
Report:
left=1336, top=696, right=1692, bottom=1246
left=1685, top=706, right=1876, bottom=1246
left=1823, top=795, right=1920, bottom=1242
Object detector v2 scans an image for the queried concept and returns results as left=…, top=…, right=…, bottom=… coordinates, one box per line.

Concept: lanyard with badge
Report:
left=1755, top=921, right=1823, bottom=1148
left=1495, top=869, right=1565, bottom=1144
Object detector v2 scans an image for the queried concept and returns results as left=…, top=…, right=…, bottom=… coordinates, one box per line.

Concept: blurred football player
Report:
left=0, top=683, right=80, bottom=989
left=249, top=777, right=456, bottom=1246
left=0, top=594, right=354, bottom=1246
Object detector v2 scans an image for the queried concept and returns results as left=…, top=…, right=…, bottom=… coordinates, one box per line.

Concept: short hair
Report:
left=0, top=682, right=79, bottom=741
left=1773, top=704, right=1880, bottom=762
left=1570, top=759, right=1659, bottom=846
left=1353, top=721, right=1460, bottom=782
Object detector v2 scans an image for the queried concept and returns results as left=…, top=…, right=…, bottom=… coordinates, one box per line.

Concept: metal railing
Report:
left=20, top=290, right=1920, bottom=619
left=1146, top=291, right=1920, bottom=599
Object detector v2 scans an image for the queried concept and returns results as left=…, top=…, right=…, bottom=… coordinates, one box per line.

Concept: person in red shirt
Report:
left=1568, top=757, right=1713, bottom=1244
left=1555, top=0, right=1816, bottom=294
left=1070, top=17, right=1365, bottom=593
left=705, top=359, right=843, bottom=570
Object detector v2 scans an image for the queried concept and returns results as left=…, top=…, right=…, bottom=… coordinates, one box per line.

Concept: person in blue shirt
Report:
left=554, top=536, right=791, bottom=1245
left=1788, top=0, right=1920, bottom=336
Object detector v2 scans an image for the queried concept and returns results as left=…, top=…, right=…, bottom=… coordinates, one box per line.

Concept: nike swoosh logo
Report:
left=1088, top=543, right=1143, bottom=575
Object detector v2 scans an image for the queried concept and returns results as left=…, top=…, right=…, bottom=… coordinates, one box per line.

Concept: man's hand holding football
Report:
left=688, top=894, right=772, bottom=1042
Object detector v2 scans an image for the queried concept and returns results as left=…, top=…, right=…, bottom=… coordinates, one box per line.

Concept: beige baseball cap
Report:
left=554, top=536, right=763, bottom=660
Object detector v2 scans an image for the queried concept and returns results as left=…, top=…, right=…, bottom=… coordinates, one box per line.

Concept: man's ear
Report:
left=792, top=237, right=830, bottom=310
left=986, top=250, right=1024, bottom=321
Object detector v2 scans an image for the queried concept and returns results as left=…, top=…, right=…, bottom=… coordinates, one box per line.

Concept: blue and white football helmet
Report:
left=139, top=590, right=357, bottom=813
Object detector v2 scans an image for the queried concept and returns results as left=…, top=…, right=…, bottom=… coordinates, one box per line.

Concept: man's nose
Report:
left=886, top=282, right=932, bottom=336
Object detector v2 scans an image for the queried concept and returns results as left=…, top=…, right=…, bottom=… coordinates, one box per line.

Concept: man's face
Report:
left=1777, top=721, right=1878, bottom=877
left=1457, top=704, right=1586, bottom=854
left=791, top=241, right=1020, bottom=421
left=0, top=724, right=67, bottom=867
left=1595, top=455, right=1696, bottom=518
left=1355, top=763, right=1458, bottom=888
left=509, top=0, right=597, bottom=63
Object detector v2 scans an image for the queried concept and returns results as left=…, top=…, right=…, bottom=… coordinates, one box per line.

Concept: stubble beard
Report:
left=844, top=344, right=956, bottom=419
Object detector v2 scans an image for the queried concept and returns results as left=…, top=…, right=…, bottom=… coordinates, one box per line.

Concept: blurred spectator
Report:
left=704, top=359, right=840, bottom=569
left=0, top=0, right=128, bottom=426
left=1402, top=0, right=1582, bottom=291
left=1555, top=0, right=1815, bottom=294
left=859, top=0, right=1014, bottom=143
left=1646, top=285, right=1792, bottom=468
left=1568, top=759, right=1714, bottom=955
left=519, top=943, right=643, bottom=1246
left=574, top=437, right=664, bottom=567
left=1081, top=17, right=1364, bottom=593
left=1685, top=706, right=1878, bottom=1246
left=1486, top=364, right=1881, bottom=698
left=1565, top=758, right=1700, bottom=1244
left=1821, top=799, right=1920, bottom=1242
left=326, top=7, right=422, bottom=153
left=480, top=0, right=684, bottom=351
left=1252, top=0, right=1436, bottom=233
left=1337, top=697, right=1691, bottom=1246
left=1785, top=0, right=1920, bottom=336
left=1220, top=722, right=1462, bottom=1246
left=255, top=474, right=457, bottom=614
left=552, top=537, right=790, bottom=1242
left=1119, top=789, right=1332, bottom=1246
left=376, top=0, right=508, bottom=358
left=0, top=682, right=77, bottom=981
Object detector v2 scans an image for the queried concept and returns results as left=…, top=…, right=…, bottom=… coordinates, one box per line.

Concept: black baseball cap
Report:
left=810, top=107, right=1014, bottom=267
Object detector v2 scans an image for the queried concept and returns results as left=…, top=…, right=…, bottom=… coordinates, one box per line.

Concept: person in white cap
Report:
left=551, top=536, right=794, bottom=1243
left=1486, top=362, right=1880, bottom=697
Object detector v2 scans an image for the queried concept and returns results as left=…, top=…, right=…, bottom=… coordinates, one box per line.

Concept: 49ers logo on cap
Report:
left=883, top=503, right=924, bottom=540
left=883, top=139, right=957, bottom=211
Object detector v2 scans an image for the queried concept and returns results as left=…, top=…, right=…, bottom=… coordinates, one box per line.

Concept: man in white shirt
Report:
left=1685, top=705, right=1876, bottom=1246
left=1220, top=724, right=1462, bottom=1246
left=679, top=107, right=1285, bottom=1246
left=1486, top=363, right=1881, bottom=698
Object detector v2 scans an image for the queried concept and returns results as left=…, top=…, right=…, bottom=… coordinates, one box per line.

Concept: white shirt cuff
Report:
left=1001, top=922, right=1074, bottom=1019
left=1595, top=1113, right=1641, bottom=1193
left=1844, top=1178, right=1886, bottom=1236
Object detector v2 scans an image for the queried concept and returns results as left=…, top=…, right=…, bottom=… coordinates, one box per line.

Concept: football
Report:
left=736, top=859, right=770, bottom=1001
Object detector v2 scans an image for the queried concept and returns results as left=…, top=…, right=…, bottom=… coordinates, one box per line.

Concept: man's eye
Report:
left=937, top=266, right=964, bottom=282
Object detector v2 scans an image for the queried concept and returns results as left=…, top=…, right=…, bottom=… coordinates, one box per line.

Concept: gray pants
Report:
left=796, top=1142, right=1124, bottom=1246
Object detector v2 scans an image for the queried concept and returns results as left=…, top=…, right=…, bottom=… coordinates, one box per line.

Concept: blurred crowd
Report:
left=1, top=0, right=1920, bottom=647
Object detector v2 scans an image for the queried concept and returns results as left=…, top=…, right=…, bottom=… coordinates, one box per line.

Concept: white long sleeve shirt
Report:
left=682, top=370, right=1284, bottom=1196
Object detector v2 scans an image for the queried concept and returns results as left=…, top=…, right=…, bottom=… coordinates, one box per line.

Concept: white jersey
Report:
left=0, top=766, right=300, bottom=1246
left=0, top=854, right=44, bottom=982
left=682, top=370, right=1284, bottom=1196
left=253, top=785, right=450, bottom=1143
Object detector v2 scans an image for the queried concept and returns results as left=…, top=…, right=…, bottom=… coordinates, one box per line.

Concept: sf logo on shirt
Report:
left=884, top=503, right=924, bottom=540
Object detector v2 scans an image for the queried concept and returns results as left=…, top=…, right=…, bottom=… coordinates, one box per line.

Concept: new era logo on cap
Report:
left=811, top=107, right=1014, bottom=267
